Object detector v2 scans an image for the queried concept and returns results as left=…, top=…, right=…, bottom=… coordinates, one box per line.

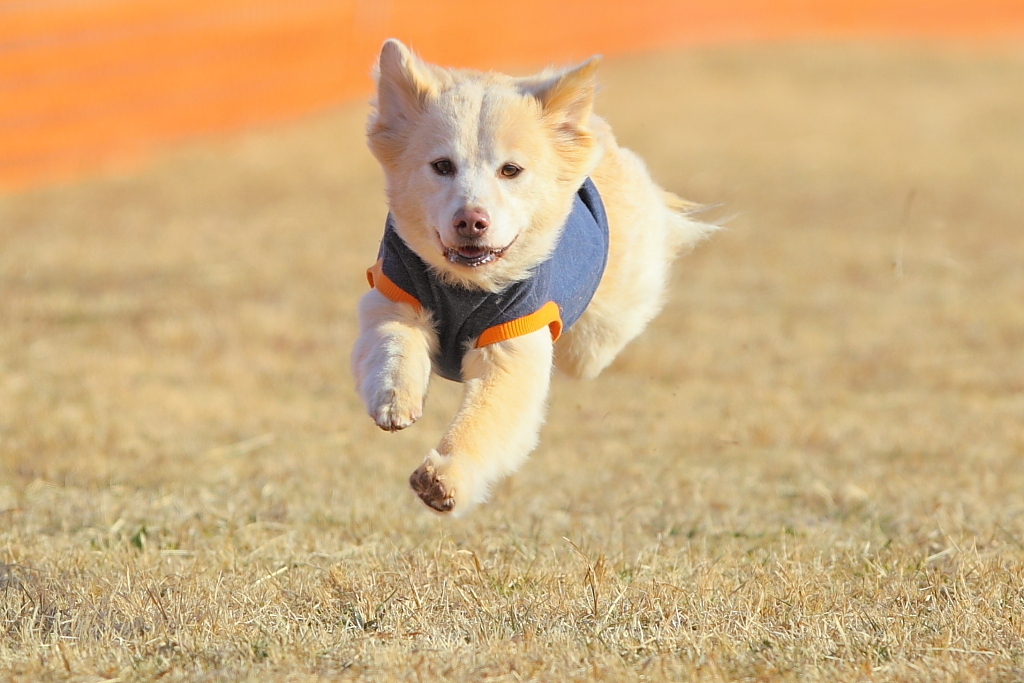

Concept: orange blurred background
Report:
left=2, top=0, right=1023, bottom=191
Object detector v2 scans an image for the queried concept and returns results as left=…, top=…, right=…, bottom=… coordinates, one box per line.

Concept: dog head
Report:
left=367, top=39, right=604, bottom=291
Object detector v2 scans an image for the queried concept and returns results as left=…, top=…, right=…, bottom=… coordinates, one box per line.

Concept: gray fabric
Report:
left=376, top=178, right=609, bottom=382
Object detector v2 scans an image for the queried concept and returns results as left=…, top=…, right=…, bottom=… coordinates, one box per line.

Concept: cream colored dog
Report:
left=352, top=39, right=713, bottom=515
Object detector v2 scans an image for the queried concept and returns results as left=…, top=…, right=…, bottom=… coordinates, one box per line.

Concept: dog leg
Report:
left=351, top=290, right=436, bottom=432
left=409, top=326, right=553, bottom=514
left=553, top=298, right=661, bottom=380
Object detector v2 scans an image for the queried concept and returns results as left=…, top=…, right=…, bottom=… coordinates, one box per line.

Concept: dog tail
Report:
left=662, top=190, right=719, bottom=253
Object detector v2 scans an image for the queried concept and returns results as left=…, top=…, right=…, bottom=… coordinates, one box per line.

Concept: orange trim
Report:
left=366, top=259, right=422, bottom=312
left=476, top=301, right=562, bottom=348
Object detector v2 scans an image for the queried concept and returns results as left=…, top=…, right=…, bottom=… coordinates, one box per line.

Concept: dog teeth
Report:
left=444, top=237, right=516, bottom=267
left=446, top=248, right=496, bottom=266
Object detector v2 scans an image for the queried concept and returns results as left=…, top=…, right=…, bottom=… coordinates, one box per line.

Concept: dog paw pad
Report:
left=409, top=462, right=455, bottom=513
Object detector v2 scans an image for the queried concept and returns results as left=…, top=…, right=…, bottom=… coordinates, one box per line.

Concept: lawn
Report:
left=1, top=44, right=1022, bottom=681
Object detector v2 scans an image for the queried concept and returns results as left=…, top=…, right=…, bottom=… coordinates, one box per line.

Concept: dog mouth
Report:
left=443, top=238, right=516, bottom=267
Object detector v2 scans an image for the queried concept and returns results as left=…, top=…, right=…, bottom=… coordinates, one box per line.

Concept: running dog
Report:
left=352, top=39, right=713, bottom=514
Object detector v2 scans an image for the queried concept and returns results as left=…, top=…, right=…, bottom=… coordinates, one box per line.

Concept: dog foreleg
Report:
left=351, top=289, right=436, bottom=432
left=409, top=326, right=553, bottom=514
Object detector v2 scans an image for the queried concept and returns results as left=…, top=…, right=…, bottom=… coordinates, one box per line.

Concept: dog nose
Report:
left=452, top=208, right=489, bottom=237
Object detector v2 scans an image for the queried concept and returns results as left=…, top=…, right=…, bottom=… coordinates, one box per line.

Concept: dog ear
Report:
left=523, top=56, right=601, bottom=130
left=373, top=39, right=438, bottom=128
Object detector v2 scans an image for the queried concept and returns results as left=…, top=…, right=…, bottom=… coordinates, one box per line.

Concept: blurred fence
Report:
left=2, top=0, right=1022, bottom=191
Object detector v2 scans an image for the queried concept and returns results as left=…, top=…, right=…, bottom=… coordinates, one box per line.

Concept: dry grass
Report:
left=1, top=44, right=1023, bottom=682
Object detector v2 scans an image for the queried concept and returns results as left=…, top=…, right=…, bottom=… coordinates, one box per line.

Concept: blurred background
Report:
left=3, top=0, right=1024, bottom=191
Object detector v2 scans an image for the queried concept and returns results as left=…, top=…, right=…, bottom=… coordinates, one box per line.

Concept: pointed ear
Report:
left=523, top=56, right=601, bottom=128
left=373, top=39, right=439, bottom=129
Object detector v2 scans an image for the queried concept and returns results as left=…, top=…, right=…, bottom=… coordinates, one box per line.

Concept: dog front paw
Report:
left=409, top=453, right=456, bottom=513
left=371, top=388, right=422, bottom=432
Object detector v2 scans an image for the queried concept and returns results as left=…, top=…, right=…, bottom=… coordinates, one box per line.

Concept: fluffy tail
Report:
left=661, top=190, right=719, bottom=253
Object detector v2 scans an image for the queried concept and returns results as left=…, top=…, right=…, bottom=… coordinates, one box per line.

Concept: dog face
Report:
left=367, top=40, right=604, bottom=291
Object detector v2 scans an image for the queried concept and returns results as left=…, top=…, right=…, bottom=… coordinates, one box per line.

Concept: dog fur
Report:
left=352, top=39, right=713, bottom=515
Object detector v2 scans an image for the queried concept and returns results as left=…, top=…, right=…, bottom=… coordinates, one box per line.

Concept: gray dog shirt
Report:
left=367, top=177, right=609, bottom=382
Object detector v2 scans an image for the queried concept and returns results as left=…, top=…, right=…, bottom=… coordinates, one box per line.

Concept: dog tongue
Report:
left=458, top=247, right=486, bottom=258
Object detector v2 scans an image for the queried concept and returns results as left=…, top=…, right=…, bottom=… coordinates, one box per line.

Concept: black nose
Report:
left=453, top=208, right=489, bottom=237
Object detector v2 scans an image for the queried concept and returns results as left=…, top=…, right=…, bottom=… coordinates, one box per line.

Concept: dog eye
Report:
left=499, top=163, right=522, bottom=179
left=431, top=159, right=455, bottom=176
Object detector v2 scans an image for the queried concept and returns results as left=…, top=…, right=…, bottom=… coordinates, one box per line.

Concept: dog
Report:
left=352, top=39, right=713, bottom=515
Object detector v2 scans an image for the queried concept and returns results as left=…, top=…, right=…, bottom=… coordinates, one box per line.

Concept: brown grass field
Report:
left=1, top=44, right=1023, bottom=681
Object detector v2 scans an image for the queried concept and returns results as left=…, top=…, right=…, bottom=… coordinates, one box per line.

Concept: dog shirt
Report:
left=366, top=177, right=609, bottom=382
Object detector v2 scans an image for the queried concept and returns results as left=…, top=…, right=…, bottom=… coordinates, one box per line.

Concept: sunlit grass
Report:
left=1, top=44, right=1023, bottom=681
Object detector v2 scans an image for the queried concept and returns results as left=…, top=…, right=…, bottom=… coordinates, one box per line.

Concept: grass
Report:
left=1, top=43, right=1023, bottom=681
